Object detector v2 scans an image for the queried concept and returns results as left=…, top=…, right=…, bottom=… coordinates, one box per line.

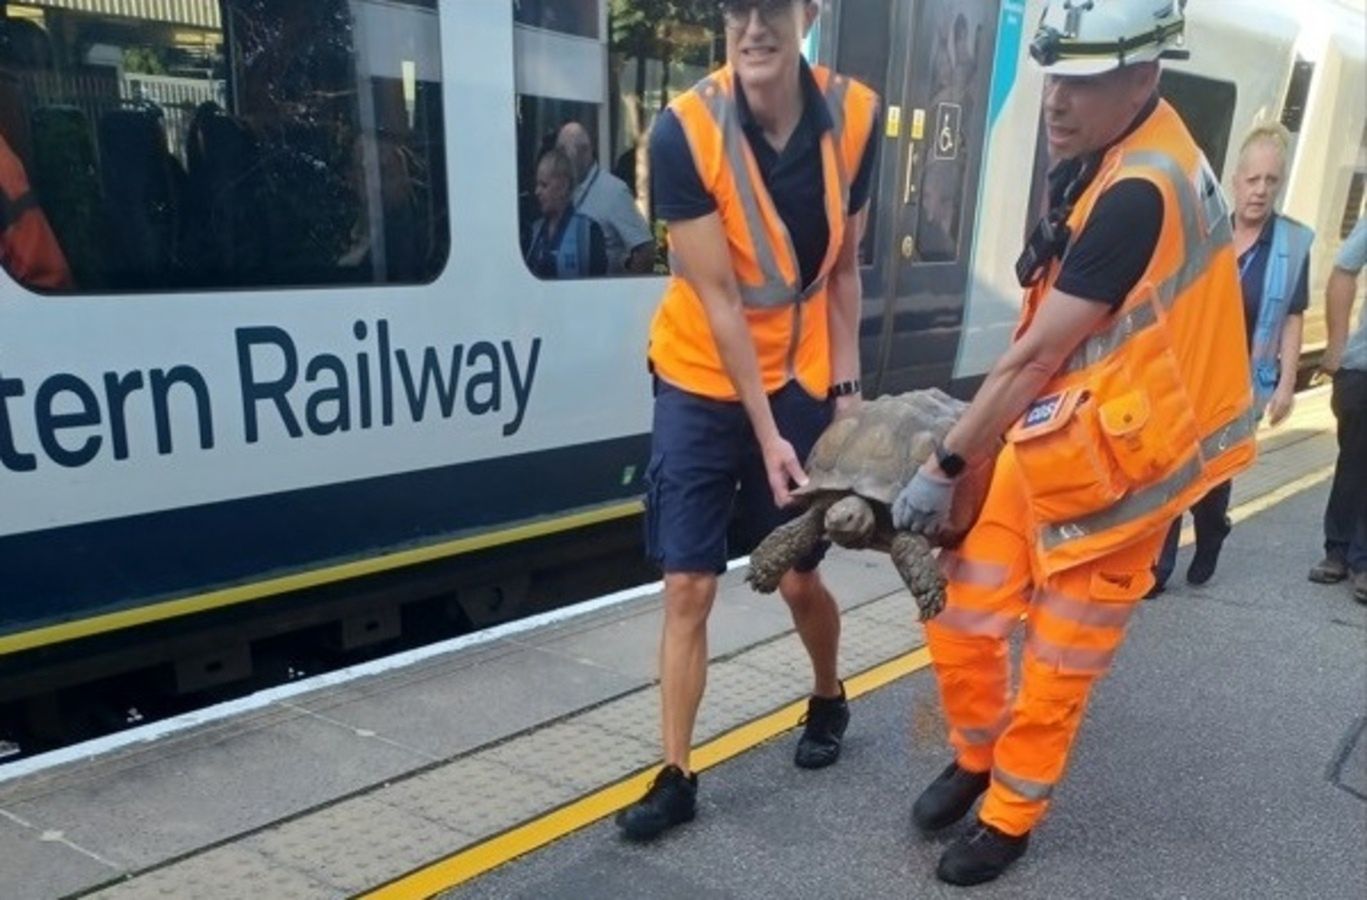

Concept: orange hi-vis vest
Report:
left=647, top=64, right=878, bottom=401
left=1007, top=99, right=1256, bottom=576
left=0, top=136, right=72, bottom=291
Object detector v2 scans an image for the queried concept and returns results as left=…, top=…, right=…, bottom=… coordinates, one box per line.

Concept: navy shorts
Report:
left=644, top=379, right=835, bottom=575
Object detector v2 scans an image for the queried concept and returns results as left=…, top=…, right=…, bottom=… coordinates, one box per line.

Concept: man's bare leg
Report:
left=779, top=568, right=841, bottom=697
left=660, top=571, right=718, bottom=773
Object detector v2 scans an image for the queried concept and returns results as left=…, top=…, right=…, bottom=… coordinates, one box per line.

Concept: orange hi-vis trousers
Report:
left=926, top=447, right=1167, bottom=836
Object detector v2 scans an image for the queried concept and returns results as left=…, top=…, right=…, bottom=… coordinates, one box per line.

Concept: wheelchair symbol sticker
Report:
left=933, top=103, right=961, bottom=160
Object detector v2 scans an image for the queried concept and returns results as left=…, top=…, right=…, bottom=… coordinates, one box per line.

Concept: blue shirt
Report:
left=650, top=61, right=879, bottom=290
left=1238, top=213, right=1310, bottom=352
left=1336, top=218, right=1367, bottom=372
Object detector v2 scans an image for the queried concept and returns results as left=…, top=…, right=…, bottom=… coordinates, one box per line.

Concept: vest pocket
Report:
left=1008, top=388, right=1126, bottom=524
left=1094, top=346, right=1200, bottom=485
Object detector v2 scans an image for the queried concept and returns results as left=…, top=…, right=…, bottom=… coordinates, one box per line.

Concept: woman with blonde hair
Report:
left=1152, top=121, right=1313, bottom=594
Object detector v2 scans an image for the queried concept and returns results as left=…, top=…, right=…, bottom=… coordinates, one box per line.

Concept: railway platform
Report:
left=1, top=387, right=1363, bottom=899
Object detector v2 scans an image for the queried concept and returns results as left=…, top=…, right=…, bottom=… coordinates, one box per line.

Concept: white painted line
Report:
left=0, top=557, right=749, bottom=784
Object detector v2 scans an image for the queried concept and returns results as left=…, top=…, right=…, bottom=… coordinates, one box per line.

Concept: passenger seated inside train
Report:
left=555, top=121, right=655, bottom=274
left=524, top=148, right=608, bottom=280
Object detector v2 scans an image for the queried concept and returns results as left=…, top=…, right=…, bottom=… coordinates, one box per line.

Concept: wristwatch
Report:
left=828, top=379, right=861, bottom=399
left=935, top=441, right=967, bottom=478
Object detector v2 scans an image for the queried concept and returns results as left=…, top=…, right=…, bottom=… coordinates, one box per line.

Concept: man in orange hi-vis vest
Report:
left=0, top=133, right=71, bottom=291
left=892, top=0, right=1256, bottom=885
left=617, top=0, right=879, bottom=841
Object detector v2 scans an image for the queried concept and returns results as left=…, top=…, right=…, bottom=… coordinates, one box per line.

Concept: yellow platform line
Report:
left=361, top=647, right=933, bottom=900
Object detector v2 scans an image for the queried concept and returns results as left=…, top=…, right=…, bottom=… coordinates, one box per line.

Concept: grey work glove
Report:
left=892, top=467, right=955, bottom=534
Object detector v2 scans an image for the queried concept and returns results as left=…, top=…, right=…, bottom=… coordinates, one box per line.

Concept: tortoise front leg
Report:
left=746, top=499, right=832, bottom=593
left=890, top=530, right=945, bottom=621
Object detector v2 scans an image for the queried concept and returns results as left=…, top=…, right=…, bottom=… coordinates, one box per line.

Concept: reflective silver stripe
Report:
left=824, top=74, right=851, bottom=202
left=1061, top=149, right=1231, bottom=374
left=1025, top=631, right=1116, bottom=673
left=939, top=552, right=1009, bottom=589
left=699, top=83, right=799, bottom=309
left=958, top=711, right=1012, bottom=746
left=1033, top=587, right=1134, bottom=628
left=1040, top=406, right=1256, bottom=552
left=1201, top=406, right=1258, bottom=459
left=932, top=606, right=1022, bottom=639
left=1062, top=298, right=1159, bottom=375
left=993, top=765, right=1054, bottom=801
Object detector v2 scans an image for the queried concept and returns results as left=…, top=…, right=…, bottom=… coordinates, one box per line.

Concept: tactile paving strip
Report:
left=89, top=845, right=337, bottom=900
left=480, top=722, right=658, bottom=792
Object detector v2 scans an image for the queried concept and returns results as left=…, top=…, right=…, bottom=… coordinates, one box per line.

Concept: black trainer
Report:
left=912, top=762, right=990, bottom=832
left=793, top=685, right=849, bottom=769
left=936, top=821, right=1030, bottom=886
left=615, top=765, right=697, bottom=841
left=1186, top=517, right=1231, bottom=586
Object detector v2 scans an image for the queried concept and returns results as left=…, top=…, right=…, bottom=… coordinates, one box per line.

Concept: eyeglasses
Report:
left=722, top=0, right=800, bottom=29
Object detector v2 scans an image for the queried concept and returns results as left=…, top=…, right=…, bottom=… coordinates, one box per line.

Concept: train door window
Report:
left=831, top=0, right=893, bottom=266
left=513, top=1, right=724, bottom=280
left=0, top=0, right=448, bottom=294
left=1159, top=71, right=1236, bottom=180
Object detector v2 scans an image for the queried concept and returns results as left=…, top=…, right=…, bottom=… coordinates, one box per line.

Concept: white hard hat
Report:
left=1030, top=0, right=1189, bottom=77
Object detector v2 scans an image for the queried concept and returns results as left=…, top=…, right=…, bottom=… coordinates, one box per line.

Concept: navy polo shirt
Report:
left=651, top=60, right=879, bottom=290
left=1236, top=213, right=1309, bottom=352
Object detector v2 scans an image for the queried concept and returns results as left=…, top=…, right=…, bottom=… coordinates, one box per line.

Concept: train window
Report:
left=1159, top=71, right=1237, bottom=180
left=1279, top=59, right=1315, bottom=134
left=0, top=0, right=448, bottom=294
left=832, top=0, right=893, bottom=266
left=513, top=1, right=725, bottom=279
left=515, top=0, right=600, bottom=39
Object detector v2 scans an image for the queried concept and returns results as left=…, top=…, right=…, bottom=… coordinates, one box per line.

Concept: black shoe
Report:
left=912, top=762, right=990, bottom=832
left=1309, top=555, right=1349, bottom=584
left=936, top=821, right=1030, bottom=886
left=794, top=685, right=849, bottom=769
left=1186, top=518, right=1230, bottom=586
left=616, top=765, right=697, bottom=841
left=1144, top=580, right=1166, bottom=600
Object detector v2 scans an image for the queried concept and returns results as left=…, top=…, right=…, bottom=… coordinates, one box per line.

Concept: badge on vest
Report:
left=1009, top=388, right=1085, bottom=443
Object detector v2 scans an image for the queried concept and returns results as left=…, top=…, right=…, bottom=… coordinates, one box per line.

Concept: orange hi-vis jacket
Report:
left=0, top=135, right=72, bottom=291
left=1007, top=98, right=1256, bottom=576
left=647, top=64, right=878, bottom=401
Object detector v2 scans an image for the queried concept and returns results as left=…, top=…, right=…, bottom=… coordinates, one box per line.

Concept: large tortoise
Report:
left=745, top=389, right=995, bottom=620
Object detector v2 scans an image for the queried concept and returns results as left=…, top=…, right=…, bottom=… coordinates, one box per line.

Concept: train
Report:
left=0, top=0, right=1363, bottom=721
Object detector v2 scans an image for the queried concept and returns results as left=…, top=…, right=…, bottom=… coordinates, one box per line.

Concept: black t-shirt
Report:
left=651, top=63, right=879, bottom=289
left=1237, top=214, right=1310, bottom=351
left=1053, top=179, right=1164, bottom=309
left=524, top=213, right=607, bottom=279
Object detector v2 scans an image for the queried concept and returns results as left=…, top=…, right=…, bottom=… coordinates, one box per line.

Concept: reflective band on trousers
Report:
left=932, top=606, right=1022, bottom=639
left=1025, top=630, right=1116, bottom=673
left=1040, top=406, right=1258, bottom=552
left=1062, top=149, right=1233, bottom=376
left=1033, top=587, right=1135, bottom=628
left=993, top=765, right=1055, bottom=801
left=940, top=552, right=1009, bottom=589
left=696, top=77, right=851, bottom=309
left=958, top=711, right=1012, bottom=746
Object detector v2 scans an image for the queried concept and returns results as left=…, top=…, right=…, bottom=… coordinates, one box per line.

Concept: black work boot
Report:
left=912, top=762, right=990, bottom=832
left=793, top=685, right=849, bottom=769
left=936, top=821, right=1031, bottom=886
left=615, top=765, right=697, bottom=841
left=1186, top=517, right=1231, bottom=586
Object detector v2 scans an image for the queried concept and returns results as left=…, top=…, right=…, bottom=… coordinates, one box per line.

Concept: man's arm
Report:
left=668, top=212, right=808, bottom=505
left=611, top=179, right=657, bottom=274
left=626, top=242, right=655, bottom=274
left=1324, top=221, right=1367, bottom=375
left=930, top=289, right=1114, bottom=471
left=826, top=208, right=867, bottom=416
left=1322, top=270, right=1358, bottom=374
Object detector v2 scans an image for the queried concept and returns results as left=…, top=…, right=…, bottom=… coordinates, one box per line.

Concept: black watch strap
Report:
left=828, top=379, right=861, bottom=399
left=936, top=442, right=967, bottom=478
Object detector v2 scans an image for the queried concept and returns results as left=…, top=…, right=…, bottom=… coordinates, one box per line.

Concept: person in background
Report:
left=1150, top=123, right=1312, bottom=595
left=0, top=131, right=72, bottom=290
left=556, top=122, right=655, bottom=274
left=524, top=148, right=607, bottom=280
left=1309, top=217, right=1367, bottom=604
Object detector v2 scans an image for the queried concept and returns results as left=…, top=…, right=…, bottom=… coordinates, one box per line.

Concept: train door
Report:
left=869, top=0, right=1000, bottom=393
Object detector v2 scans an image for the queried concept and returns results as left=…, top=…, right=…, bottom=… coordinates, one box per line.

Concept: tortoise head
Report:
left=824, top=495, right=876, bottom=548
